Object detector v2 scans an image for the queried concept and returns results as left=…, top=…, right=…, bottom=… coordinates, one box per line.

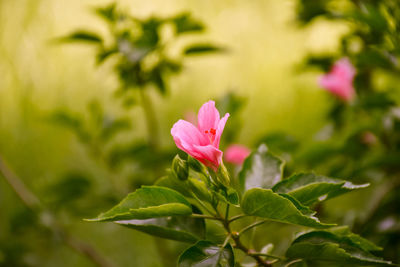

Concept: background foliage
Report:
left=0, top=0, right=399, bottom=266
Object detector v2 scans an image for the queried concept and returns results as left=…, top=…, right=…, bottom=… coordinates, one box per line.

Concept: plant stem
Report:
left=0, top=155, right=114, bottom=267
left=217, top=205, right=272, bottom=267
left=139, top=89, right=159, bottom=149
left=228, top=214, right=248, bottom=223
left=238, top=220, right=268, bottom=236
left=225, top=203, right=230, bottom=221
left=231, top=232, right=272, bottom=267
left=190, top=214, right=223, bottom=221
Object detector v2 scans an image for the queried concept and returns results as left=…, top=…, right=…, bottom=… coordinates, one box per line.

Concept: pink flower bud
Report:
left=224, top=144, right=251, bottom=165
left=319, top=58, right=356, bottom=102
left=171, top=101, right=230, bottom=171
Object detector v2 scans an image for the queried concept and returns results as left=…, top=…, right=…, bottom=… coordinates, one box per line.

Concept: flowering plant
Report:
left=88, top=101, right=392, bottom=267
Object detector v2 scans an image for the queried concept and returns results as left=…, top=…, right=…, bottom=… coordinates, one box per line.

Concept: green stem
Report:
left=238, top=220, right=268, bottom=236
left=190, top=214, right=222, bottom=221
left=225, top=203, right=230, bottom=221
left=228, top=214, right=248, bottom=223
left=217, top=213, right=272, bottom=266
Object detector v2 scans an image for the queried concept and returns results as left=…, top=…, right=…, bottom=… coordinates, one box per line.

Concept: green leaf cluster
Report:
left=88, top=144, right=391, bottom=266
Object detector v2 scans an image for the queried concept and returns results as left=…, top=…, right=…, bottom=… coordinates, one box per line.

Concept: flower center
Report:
left=204, top=128, right=216, bottom=144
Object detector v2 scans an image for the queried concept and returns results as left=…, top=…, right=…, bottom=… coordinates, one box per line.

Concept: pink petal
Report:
left=319, top=75, right=355, bottom=102
left=319, top=58, right=356, bottom=102
left=197, top=101, right=220, bottom=134
left=214, top=113, right=230, bottom=148
left=193, top=144, right=223, bottom=170
left=171, top=120, right=208, bottom=155
left=332, top=58, right=356, bottom=81
left=225, top=144, right=251, bottom=165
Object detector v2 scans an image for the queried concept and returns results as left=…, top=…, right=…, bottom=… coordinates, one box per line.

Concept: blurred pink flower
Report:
left=319, top=58, right=356, bottom=102
left=224, top=144, right=251, bottom=165
left=171, top=101, right=229, bottom=171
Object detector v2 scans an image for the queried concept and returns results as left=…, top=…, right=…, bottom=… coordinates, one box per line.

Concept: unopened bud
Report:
left=187, top=156, right=206, bottom=174
left=172, top=155, right=189, bottom=181
left=217, top=162, right=230, bottom=187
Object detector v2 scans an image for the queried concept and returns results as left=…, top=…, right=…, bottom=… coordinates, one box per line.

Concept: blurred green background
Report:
left=0, top=0, right=353, bottom=266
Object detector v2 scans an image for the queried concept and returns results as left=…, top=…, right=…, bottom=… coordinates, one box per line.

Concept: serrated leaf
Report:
left=116, top=206, right=205, bottom=243
left=184, top=44, right=224, bottom=55
left=286, top=228, right=393, bottom=266
left=272, top=173, right=369, bottom=206
left=239, top=144, right=285, bottom=192
left=87, top=186, right=192, bottom=222
left=58, top=31, right=102, bottom=44
left=241, top=188, right=334, bottom=228
left=178, top=241, right=234, bottom=267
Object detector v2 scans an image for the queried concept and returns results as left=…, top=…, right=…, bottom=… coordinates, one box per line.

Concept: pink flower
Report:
left=319, top=58, right=356, bottom=102
left=224, top=144, right=251, bottom=165
left=171, top=101, right=229, bottom=171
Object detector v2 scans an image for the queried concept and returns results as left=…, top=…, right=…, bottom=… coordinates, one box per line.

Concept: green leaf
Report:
left=184, top=44, right=224, bottom=55
left=171, top=13, right=204, bottom=34
left=96, top=48, right=117, bottom=64
left=116, top=206, right=205, bottom=243
left=178, top=241, right=234, bottom=267
left=87, top=186, right=192, bottom=222
left=286, top=228, right=393, bottom=266
left=94, top=3, right=117, bottom=22
left=241, top=188, right=334, bottom=228
left=239, top=144, right=285, bottom=192
left=297, top=227, right=382, bottom=252
left=58, top=31, right=102, bottom=44
left=187, top=178, right=213, bottom=203
left=272, top=173, right=369, bottom=206
left=214, top=187, right=240, bottom=206
left=279, top=193, right=315, bottom=217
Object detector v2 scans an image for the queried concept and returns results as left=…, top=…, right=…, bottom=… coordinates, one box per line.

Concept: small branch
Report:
left=225, top=204, right=230, bottom=221
left=190, top=214, right=222, bottom=221
left=64, top=235, right=114, bottom=267
left=228, top=214, right=248, bottom=223
left=0, top=155, right=40, bottom=208
left=0, top=155, right=114, bottom=267
left=232, top=235, right=272, bottom=267
left=238, top=220, right=268, bottom=236
left=217, top=212, right=272, bottom=267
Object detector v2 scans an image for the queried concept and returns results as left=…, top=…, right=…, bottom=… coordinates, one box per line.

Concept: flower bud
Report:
left=187, top=156, right=206, bottom=174
left=172, top=155, right=189, bottom=181
left=217, top=162, right=230, bottom=187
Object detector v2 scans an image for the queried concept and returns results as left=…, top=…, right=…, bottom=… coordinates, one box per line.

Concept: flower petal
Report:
left=225, top=144, right=251, bottom=165
left=332, top=58, right=356, bottom=81
left=214, top=113, right=230, bottom=148
left=171, top=120, right=208, bottom=155
left=197, top=101, right=220, bottom=134
left=319, top=75, right=355, bottom=102
left=193, top=144, right=223, bottom=170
